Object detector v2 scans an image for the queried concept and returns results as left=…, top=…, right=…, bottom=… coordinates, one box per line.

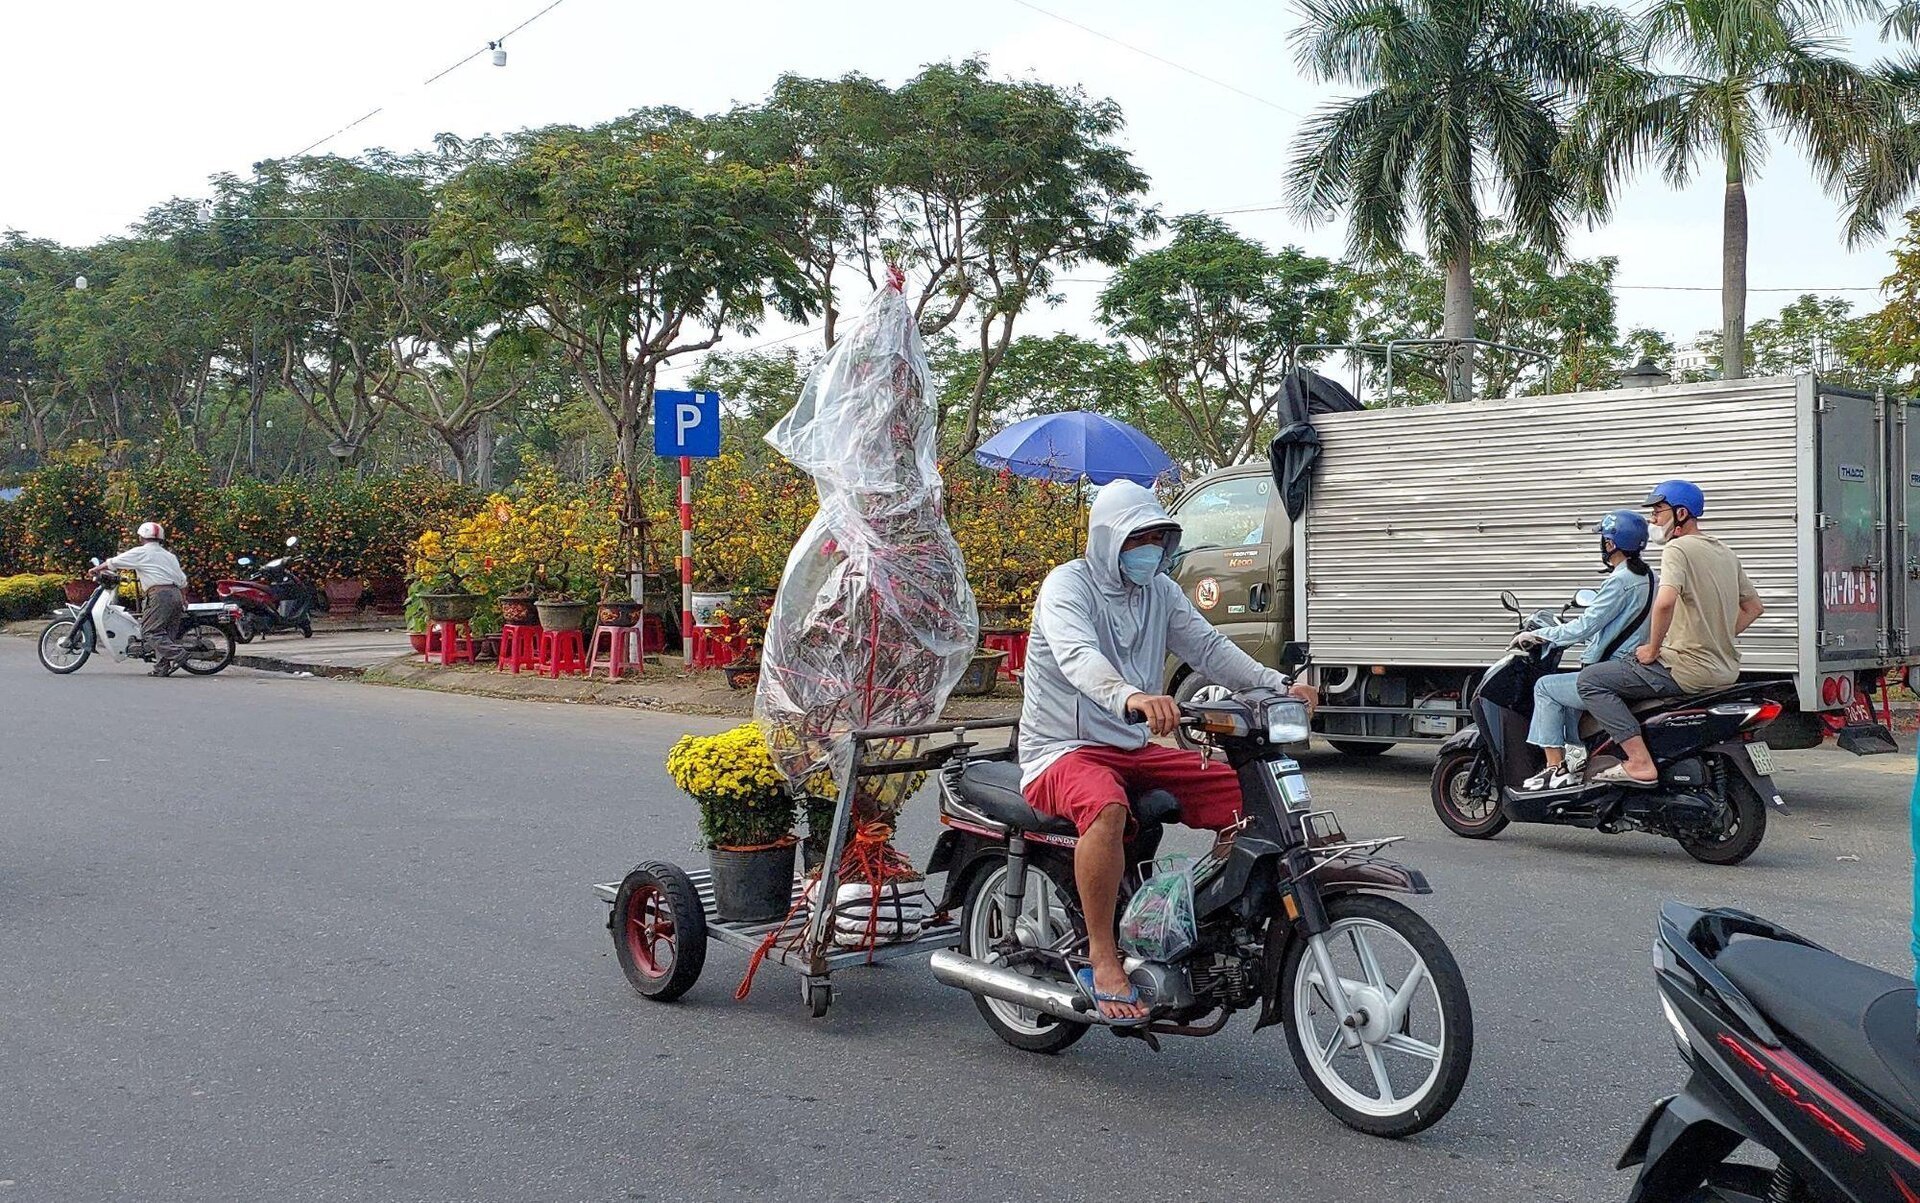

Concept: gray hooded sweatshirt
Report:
left=1017, top=479, right=1292, bottom=787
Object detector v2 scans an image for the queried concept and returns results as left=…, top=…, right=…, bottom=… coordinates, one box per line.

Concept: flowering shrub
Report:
left=0, top=573, right=67, bottom=620
left=15, top=446, right=114, bottom=572
left=665, top=723, right=799, bottom=848
left=944, top=467, right=1086, bottom=626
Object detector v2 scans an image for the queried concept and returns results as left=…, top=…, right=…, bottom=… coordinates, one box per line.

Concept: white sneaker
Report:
left=1520, top=768, right=1558, bottom=791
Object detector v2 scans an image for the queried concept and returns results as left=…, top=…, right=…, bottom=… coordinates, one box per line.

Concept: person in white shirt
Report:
left=100, top=521, right=190, bottom=676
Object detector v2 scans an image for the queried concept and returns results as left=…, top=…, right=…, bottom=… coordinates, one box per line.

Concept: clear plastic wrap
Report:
left=1118, top=857, right=1200, bottom=962
left=754, top=271, right=979, bottom=829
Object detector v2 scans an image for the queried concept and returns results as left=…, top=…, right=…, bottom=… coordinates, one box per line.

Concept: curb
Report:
left=232, top=650, right=371, bottom=679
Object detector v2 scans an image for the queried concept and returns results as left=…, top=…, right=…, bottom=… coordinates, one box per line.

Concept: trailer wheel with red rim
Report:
left=611, top=862, right=708, bottom=1001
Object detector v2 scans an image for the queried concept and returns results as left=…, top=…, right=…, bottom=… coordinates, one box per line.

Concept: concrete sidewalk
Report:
left=233, top=628, right=413, bottom=677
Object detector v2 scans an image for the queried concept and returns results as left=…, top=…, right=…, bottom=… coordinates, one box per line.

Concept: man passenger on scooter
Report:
left=1018, top=480, right=1318, bottom=1021
left=99, top=520, right=189, bottom=677
left=1578, top=480, right=1765, bottom=786
left=1513, top=510, right=1655, bottom=791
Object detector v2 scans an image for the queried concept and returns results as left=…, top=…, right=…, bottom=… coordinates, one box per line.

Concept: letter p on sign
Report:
left=653, top=390, right=722, bottom=458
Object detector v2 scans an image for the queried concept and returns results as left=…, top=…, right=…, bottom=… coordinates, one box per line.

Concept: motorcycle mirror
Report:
left=1572, top=588, right=1599, bottom=609
left=89, top=557, right=102, bottom=567
left=1499, top=590, right=1520, bottom=614
left=237, top=556, right=253, bottom=567
left=286, top=536, right=300, bottom=549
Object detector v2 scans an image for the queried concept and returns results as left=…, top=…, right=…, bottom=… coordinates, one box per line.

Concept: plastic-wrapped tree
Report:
left=755, top=269, right=978, bottom=854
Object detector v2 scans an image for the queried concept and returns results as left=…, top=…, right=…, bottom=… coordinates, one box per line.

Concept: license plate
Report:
left=1746, top=741, right=1775, bottom=775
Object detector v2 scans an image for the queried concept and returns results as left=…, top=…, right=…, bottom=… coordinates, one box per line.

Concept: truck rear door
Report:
left=1166, top=470, right=1279, bottom=666
left=1899, top=397, right=1920, bottom=658
left=1815, top=387, right=1889, bottom=662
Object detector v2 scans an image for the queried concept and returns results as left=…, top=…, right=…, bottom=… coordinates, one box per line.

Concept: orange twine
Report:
left=733, top=821, right=920, bottom=1000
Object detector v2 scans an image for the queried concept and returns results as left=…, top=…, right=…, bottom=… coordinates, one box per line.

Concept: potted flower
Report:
left=322, top=577, right=366, bottom=612
left=665, top=724, right=799, bottom=922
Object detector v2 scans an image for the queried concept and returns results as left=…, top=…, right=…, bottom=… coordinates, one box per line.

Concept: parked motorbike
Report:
left=1620, top=903, right=1920, bottom=1201
left=1429, top=590, right=1788, bottom=865
left=38, top=568, right=239, bottom=676
left=927, top=687, right=1473, bottom=1138
left=215, top=536, right=320, bottom=641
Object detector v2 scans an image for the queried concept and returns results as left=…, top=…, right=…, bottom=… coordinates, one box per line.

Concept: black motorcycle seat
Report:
left=955, top=759, right=1182, bottom=835
left=1717, top=937, right=1920, bottom=1117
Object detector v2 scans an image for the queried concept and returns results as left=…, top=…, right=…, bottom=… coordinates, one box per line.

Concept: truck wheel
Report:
left=1328, top=739, right=1393, bottom=757
left=1431, top=750, right=1508, bottom=838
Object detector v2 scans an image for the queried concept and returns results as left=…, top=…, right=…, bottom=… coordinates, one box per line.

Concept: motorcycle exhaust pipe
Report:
left=929, top=949, right=1104, bottom=1026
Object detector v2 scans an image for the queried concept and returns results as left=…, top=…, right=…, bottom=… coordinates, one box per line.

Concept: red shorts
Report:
left=1023, top=743, right=1245, bottom=835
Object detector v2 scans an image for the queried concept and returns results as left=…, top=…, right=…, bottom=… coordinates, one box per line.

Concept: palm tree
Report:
left=1289, top=0, right=1626, bottom=400
left=1570, top=0, right=1877, bottom=379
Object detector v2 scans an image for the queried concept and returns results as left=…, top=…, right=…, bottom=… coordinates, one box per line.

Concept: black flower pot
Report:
left=707, top=837, right=798, bottom=922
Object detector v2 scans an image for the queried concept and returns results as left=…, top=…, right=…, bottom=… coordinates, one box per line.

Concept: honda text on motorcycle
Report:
left=1621, top=904, right=1920, bottom=1201
left=38, top=566, right=239, bottom=676
left=927, top=687, right=1473, bottom=1138
left=1430, top=590, right=1787, bottom=865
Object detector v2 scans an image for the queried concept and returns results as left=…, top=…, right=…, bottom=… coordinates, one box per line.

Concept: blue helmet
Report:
left=1645, top=478, right=1705, bottom=520
left=1596, top=509, right=1649, bottom=555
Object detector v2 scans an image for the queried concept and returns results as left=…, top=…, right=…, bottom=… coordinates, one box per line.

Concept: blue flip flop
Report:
left=1074, top=966, right=1149, bottom=1025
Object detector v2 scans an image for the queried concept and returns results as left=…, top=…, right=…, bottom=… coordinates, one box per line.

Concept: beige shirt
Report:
left=1657, top=533, right=1759, bottom=693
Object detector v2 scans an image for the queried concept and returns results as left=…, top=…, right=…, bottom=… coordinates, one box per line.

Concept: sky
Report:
left=0, top=0, right=1906, bottom=375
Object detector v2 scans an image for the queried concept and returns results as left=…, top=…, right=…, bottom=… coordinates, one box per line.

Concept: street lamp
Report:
left=1619, top=356, right=1670, bottom=388
left=489, top=41, right=507, bottom=66
left=72, top=275, right=87, bottom=291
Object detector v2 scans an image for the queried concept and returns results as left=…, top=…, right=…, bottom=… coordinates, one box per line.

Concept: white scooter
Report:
left=37, top=566, right=240, bottom=676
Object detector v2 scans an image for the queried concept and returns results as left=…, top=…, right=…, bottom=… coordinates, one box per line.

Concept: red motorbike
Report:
left=215, top=536, right=322, bottom=642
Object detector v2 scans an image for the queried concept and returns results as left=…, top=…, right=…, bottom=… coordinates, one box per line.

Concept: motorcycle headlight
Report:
left=1266, top=698, right=1310, bottom=745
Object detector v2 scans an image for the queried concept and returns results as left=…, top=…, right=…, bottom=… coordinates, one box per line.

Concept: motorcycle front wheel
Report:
left=38, top=619, right=91, bottom=674
left=1430, top=749, right=1508, bottom=838
left=1280, top=893, right=1473, bottom=1138
left=177, top=622, right=236, bottom=675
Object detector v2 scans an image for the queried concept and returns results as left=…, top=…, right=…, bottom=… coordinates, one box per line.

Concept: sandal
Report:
left=1074, top=966, right=1149, bottom=1025
left=1593, top=764, right=1658, bottom=789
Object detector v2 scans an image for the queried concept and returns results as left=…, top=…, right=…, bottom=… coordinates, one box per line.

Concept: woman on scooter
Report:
left=1514, top=509, right=1656, bottom=791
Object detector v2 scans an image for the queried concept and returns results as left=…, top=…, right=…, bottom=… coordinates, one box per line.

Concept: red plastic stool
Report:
left=983, top=631, right=1028, bottom=681
left=588, top=623, right=643, bottom=680
left=690, top=620, right=747, bottom=669
left=539, top=627, right=587, bottom=678
left=497, top=624, right=544, bottom=674
left=427, top=620, right=474, bottom=666
left=641, top=613, right=667, bottom=655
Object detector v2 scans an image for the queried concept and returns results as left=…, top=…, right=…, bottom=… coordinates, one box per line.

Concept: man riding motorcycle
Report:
left=99, top=520, right=189, bottom=676
left=1513, top=509, right=1656, bottom=791
left=1018, top=480, right=1318, bottom=1021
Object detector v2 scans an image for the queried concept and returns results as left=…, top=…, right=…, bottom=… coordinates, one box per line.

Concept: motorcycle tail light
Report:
left=1751, top=700, right=1783, bottom=727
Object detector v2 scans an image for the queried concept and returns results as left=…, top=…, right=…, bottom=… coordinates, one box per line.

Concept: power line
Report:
left=1006, top=0, right=1310, bottom=119
left=291, top=0, right=573, bottom=158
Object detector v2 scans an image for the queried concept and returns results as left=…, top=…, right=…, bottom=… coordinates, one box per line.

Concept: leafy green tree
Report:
left=1570, top=0, right=1877, bottom=379
left=1099, top=216, right=1349, bottom=467
left=1290, top=0, right=1624, bottom=399
left=1746, top=293, right=1876, bottom=385
left=687, top=346, right=816, bottom=450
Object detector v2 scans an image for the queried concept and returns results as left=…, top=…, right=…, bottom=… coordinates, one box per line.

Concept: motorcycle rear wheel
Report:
left=38, top=619, right=91, bottom=674
left=177, top=621, right=236, bottom=675
left=1431, top=750, right=1508, bottom=838
left=959, top=858, right=1089, bottom=1054
left=1676, top=756, right=1767, bottom=865
left=1280, top=894, right=1473, bottom=1138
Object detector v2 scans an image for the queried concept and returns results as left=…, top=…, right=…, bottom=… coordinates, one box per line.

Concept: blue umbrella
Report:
left=973, top=411, right=1179, bottom=486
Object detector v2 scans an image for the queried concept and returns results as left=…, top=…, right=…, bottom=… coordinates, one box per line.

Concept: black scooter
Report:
left=1621, top=903, right=1920, bottom=1202
left=1429, top=590, right=1789, bottom=865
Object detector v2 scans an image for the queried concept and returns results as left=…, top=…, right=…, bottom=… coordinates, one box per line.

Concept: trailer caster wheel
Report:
left=612, top=861, right=708, bottom=1001
left=802, top=976, right=832, bottom=1018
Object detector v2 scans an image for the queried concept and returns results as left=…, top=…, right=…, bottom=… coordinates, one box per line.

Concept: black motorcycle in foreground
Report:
left=927, top=687, right=1473, bottom=1137
left=1622, top=903, right=1920, bottom=1201
left=1430, top=590, right=1788, bottom=865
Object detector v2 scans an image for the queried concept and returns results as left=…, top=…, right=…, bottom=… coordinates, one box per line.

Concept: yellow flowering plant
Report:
left=665, top=723, right=799, bottom=849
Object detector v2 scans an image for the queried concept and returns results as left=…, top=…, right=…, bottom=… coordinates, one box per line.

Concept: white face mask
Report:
left=1647, top=521, right=1672, bottom=547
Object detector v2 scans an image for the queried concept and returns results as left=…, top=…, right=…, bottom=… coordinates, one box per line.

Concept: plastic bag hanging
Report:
left=754, top=270, right=979, bottom=828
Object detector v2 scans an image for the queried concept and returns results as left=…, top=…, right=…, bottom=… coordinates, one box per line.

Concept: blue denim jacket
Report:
left=1541, top=562, right=1655, bottom=665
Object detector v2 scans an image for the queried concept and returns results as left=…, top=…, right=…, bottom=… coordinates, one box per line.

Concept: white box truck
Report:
left=1164, top=375, right=1917, bottom=755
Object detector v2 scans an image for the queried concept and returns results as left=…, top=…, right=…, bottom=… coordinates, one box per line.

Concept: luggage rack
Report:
left=594, top=717, right=1017, bottom=1017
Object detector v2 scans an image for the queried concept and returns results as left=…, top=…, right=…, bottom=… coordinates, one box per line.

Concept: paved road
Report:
left=2, top=636, right=1912, bottom=1202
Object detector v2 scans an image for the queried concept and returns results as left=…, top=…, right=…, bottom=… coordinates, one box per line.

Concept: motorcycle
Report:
left=1430, top=589, right=1788, bottom=865
left=38, top=567, right=240, bottom=676
left=215, top=536, right=320, bottom=642
left=1620, top=903, right=1920, bottom=1201
left=927, top=687, right=1473, bottom=1138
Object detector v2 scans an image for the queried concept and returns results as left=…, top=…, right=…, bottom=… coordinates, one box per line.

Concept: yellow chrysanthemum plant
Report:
left=665, top=723, right=800, bottom=851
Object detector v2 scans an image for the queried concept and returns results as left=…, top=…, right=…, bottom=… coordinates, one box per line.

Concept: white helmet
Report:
left=137, top=521, right=166, bottom=541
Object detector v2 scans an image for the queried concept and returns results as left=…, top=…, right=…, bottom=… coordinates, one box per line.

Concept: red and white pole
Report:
left=679, top=455, right=694, bottom=653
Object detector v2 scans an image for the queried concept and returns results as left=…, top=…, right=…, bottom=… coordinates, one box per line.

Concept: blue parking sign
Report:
left=653, top=390, right=721, bottom=458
